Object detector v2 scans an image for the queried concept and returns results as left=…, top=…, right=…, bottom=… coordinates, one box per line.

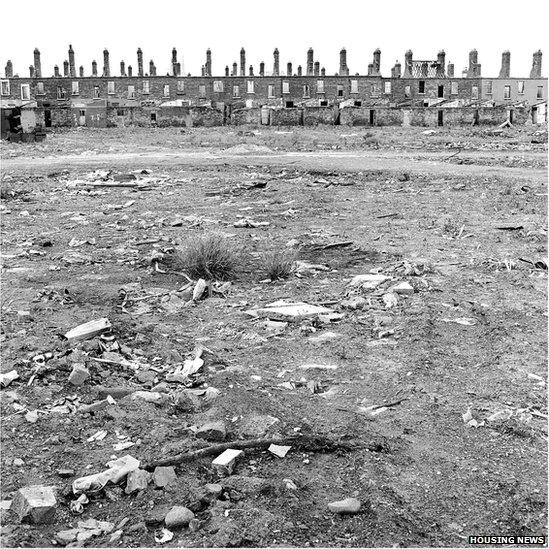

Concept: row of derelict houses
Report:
left=0, top=45, right=547, bottom=135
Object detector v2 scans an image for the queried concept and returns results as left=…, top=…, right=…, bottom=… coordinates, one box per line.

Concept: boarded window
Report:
left=0, top=80, right=10, bottom=95
left=71, top=81, right=79, bottom=95
left=21, top=84, right=30, bottom=100
left=199, top=85, right=206, bottom=98
left=177, top=80, right=185, bottom=93
left=233, top=85, right=239, bottom=97
left=504, top=85, right=511, bottom=99
left=517, top=81, right=525, bottom=94
left=268, top=84, right=275, bottom=98
left=472, top=86, right=479, bottom=100
left=451, top=81, right=458, bottom=95
left=93, top=86, right=100, bottom=98
left=337, top=85, right=344, bottom=97
left=303, top=85, right=310, bottom=97
left=537, top=86, right=543, bottom=99
left=418, top=81, right=425, bottom=94
left=213, top=81, right=224, bottom=92
left=404, top=85, right=411, bottom=98
left=163, top=84, right=170, bottom=97
left=107, top=81, right=115, bottom=94
left=128, top=85, right=135, bottom=99
left=485, top=81, right=492, bottom=95
left=247, top=80, right=254, bottom=94
left=143, top=81, right=150, bottom=94
left=36, top=82, right=45, bottom=94
left=384, top=81, right=391, bottom=94
left=351, top=80, right=358, bottom=93
left=317, top=80, right=324, bottom=93
left=282, top=81, right=289, bottom=94
left=57, top=86, right=66, bottom=99
left=151, top=112, right=157, bottom=122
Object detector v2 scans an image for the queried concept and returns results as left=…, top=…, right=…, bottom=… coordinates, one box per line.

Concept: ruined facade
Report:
left=0, top=46, right=547, bottom=128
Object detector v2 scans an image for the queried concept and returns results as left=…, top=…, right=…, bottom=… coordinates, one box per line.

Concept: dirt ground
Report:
left=1, top=125, right=547, bottom=548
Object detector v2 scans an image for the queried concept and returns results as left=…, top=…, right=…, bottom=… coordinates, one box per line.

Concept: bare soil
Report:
left=1, top=126, right=547, bottom=548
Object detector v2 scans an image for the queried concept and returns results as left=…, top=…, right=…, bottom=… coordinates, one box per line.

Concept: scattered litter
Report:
left=0, top=369, right=19, bottom=388
left=268, top=444, right=291, bottom=458
left=349, top=274, right=390, bottom=289
left=383, top=293, right=398, bottom=309
left=246, top=300, right=334, bottom=321
left=72, top=455, right=140, bottom=494
left=154, top=528, right=174, bottom=544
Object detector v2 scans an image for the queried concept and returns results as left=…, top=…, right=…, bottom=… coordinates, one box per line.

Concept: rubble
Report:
left=68, top=363, right=90, bottom=386
left=12, top=485, right=57, bottom=524
left=212, top=449, right=244, bottom=476
left=165, top=506, right=195, bottom=528
left=0, top=369, right=19, bottom=387
left=349, top=274, right=390, bottom=289
left=72, top=455, right=140, bottom=494
left=268, top=444, right=291, bottom=458
left=328, top=497, right=362, bottom=514
left=392, top=281, right=414, bottom=295
left=153, top=466, right=177, bottom=488
left=196, top=420, right=227, bottom=441
left=125, top=469, right=151, bottom=494
left=246, top=300, right=335, bottom=321
left=65, top=318, right=112, bottom=343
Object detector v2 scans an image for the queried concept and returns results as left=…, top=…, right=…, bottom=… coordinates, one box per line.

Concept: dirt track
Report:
left=1, top=126, right=547, bottom=548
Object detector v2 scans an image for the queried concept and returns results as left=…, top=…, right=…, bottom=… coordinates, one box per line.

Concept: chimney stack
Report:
left=392, top=62, right=402, bottom=78
left=68, top=44, right=76, bottom=77
left=314, top=61, right=320, bottom=76
left=287, top=62, right=292, bottom=76
left=120, top=61, right=126, bottom=76
left=225, top=65, right=229, bottom=77
left=249, top=65, right=254, bottom=76
left=137, top=48, right=144, bottom=76
left=33, top=48, right=41, bottom=78
left=232, top=62, right=237, bottom=76
left=63, top=60, right=69, bottom=77
left=447, top=63, right=454, bottom=77
left=273, top=48, right=279, bottom=76
left=530, top=50, right=542, bottom=78
left=297, top=65, right=302, bottom=76
left=5, top=60, right=13, bottom=78
left=339, top=48, right=348, bottom=76
left=403, top=49, right=413, bottom=77
left=240, top=48, right=246, bottom=76
left=79, top=66, right=84, bottom=77
left=206, top=49, right=212, bottom=76
left=54, top=65, right=60, bottom=77
left=201, top=66, right=205, bottom=77
left=367, top=63, right=374, bottom=76
left=150, top=60, right=156, bottom=76
left=437, top=50, right=446, bottom=77
left=103, top=49, right=110, bottom=77
left=499, top=50, right=510, bottom=78
left=373, top=49, right=381, bottom=75
left=321, top=67, right=326, bottom=76
left=29, top=66, right=34, bottom=78
left=467, top=49, right=480, bottom=77
left=259, top=61, right=265, bottom=77
left=127, top=65, right=133, bottom=77
left=176, top=62, right=181, bottom=76
left=307, top=47, right=314, bottom=75
left=92, top=60, right=97, bottom=77
left=172, top=47, right=178, bottom=75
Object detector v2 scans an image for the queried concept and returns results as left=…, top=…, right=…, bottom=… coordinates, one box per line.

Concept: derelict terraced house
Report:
left=0, top=46, right=547, bottom=131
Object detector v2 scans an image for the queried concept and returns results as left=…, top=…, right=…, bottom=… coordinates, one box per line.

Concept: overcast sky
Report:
left=1, top=0, right=547, bottom=78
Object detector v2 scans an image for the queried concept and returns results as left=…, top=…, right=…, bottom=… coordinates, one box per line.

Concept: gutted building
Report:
left=0, top=46, right=546, bottom=128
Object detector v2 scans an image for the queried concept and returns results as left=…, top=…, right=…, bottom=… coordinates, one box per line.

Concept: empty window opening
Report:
left=21, top=84, right=30, bottom=100
left=37, top=82, right=45, bottom=95
left=107, top=81, right=115, bottom=94
left=404, top=85, right=411, bottom=98
left=198, top=85, right=206, bottom=98
left=303, top=85, right=310, bottom=97
left=282, top=82, right=290, bottom=94
left=418, top=81, right=425, bottom=94
left=337, top=85, right=344, bottom=97
left=150, top=112, right=157, bottom=122
left=285, top=100, right=294, bottom=108
left=1, top=80, right=10, bottom=95
left=472, top=86, right=479, bottom=100
left=504, top=85, right=511, bottom=99
left=536, top=86, right=543, bottom=99
left=437, top=110, right=443, bottom=126
left=384, top=81, right=391, bottom=94
left=213, top=81, right=224, bottom=92
left=320, top=100, right=328, bottom=106
left=177, top=80, right=185, bottom=93
left=163, top=84, right=170, bottom=97
left=71, top=82, right=79, bottom=95
left=268, top=84, right=275, bottom=98
left=44, top=109, right=51, bottom=128
left=369, top=109, right=375, bottom=125
left=451, top=81, right=458, bottom=95
left=128, top=85, right=135, bottom=99
left=247, top=80, right=254, bottom=94
left=351, top=80, right=359, bottom=93
left=485, top=81, right=492, bottom=95
left=93, top=86, right=100, bottom=98
left=116, top=109, right=125, bottom=116
left=517, top=81, right=524, bottom=94
left=233, top=85, right=240, bottom=97
left=317, top=80, right=324, bottom=93
left=57, top=86, right=66, bottom=99
left=143, top=81, right=150, bottom=94
left=437, top=85, right=444, bottom=98
left=354, top=100, right=362, bottom=107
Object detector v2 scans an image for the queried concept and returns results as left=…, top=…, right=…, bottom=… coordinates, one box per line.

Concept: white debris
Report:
left=349, top=274, right=390, bottom=289
left=212, top=449, right=244, bottom=476
left=268, top=444, right=291, bottom=458
left=65, top=318, right=111, bottom=343
left=72, top=455, right=140, bottom=494
left=0, top=370, right=19, bottom=388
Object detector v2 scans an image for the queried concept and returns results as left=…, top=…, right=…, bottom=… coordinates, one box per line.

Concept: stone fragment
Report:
left=204, top=483, right=223, bottom=496
left=268, top=444, right=291, bottom=458
left=131, top=391, right=166, bottom=404
left=328, top=497, right=361, bottom=514
left=308, top=331, right=342, bottom=344
left=392, top=281, right=414, bottom=295
left=153, top=466, right=177, bottom=488
left=68, top=363, right=90, bottom=386
left=12, top=485, right=57, bottom=524
left=13, top=458, right=24, bottom=466
left=65, top=318, right=111, bottom=343
left=349, top=274, right=390, bottom=289
left=196, top=421, right=226, bottom=441
left=165, top=506, right=195, bottom=528
left=55, top=529, right=79, bottom=545
left=341, top=296, right=368, bottom=310
left=239, top=414, right=280, bottom=437
left=0, top=370, right=19, bottom=388
left=57, top=469, right=75, bottom=478
left=383, top=293, right=398, bottom=309
left=188, top=518, right=201, bottom=532
left=125, top=469, right=150, bottom=494
left=212, top=449, right=243, bottom=476
left=72, top=455, right=140, bottom=494
left=246, top=300, right=334, bottom=321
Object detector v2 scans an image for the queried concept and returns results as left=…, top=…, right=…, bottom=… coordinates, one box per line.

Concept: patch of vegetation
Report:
left=263, top=250, right=296, bottom=280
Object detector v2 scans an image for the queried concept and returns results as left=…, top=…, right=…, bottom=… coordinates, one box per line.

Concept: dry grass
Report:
left=173, top=233, right=239, bottom=281
left=263, top=250, right=296, bottom=280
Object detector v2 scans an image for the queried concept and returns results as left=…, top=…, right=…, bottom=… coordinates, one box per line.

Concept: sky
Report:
left=1, top=0, right=547, bottom=79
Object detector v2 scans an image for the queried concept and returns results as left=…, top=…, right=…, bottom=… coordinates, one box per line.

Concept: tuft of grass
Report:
left=174, top=233, right=238, bottom=281
left=263, top=250, right=296, bottom=280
